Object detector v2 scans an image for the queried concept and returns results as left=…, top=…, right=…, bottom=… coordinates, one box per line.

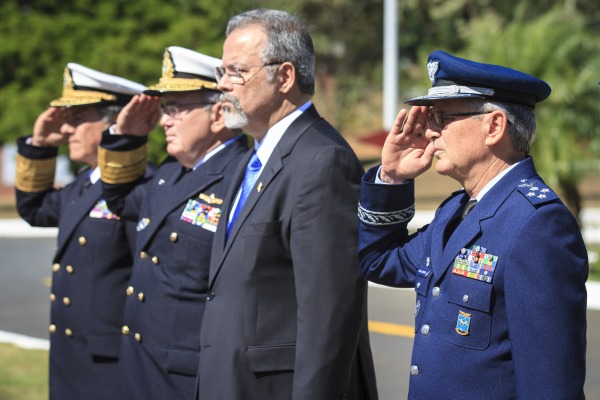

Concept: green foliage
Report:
left=1, top=0, right=600, bottom=206
left=0, top=0, right=243, bottom=164
left=456, top=4, right=600, bottom=213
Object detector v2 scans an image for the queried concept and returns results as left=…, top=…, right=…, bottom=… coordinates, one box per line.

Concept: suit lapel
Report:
left=433, top=157, right=540, bottom=279
left=222, top=146, right=283, bottom=250
left=209, top=106, right=322, bottom=287
left=138, top=162, right=223, bottom=250
left=430, top=194, right=464, bottom=277
left=210, top=149, right=252, bottom=259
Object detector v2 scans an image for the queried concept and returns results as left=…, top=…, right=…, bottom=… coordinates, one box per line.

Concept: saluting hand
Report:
left=380, top=106, right=435, bottom=183
left=114, top=94, right=161, bottom=136
left=31, top=107, right=69, bottom=147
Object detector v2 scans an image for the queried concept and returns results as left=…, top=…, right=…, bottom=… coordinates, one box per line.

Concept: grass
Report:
left=0, top=343, right=47, bottom=400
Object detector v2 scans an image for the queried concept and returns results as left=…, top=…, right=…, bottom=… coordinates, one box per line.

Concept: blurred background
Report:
left=1, top=0, right=599, bottom=223
left=0, top=0, right=599, bottom=398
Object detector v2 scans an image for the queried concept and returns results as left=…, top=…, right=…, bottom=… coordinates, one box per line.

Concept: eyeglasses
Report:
left=159, top=101, right=214, bottom=119
left=428, top=110, right=492, bottom=129
left=214, top=62, right=283, bottom=85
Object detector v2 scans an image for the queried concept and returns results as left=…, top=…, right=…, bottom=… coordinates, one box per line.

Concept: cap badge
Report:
left=162, top=49, right=176, bottom=79
left=63, top=66, right=74, bottom=89
left=427, top=60, right=439, bottom=85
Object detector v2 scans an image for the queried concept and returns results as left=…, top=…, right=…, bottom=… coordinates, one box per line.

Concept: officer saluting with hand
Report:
left=15, top=63, right=146, bottom=400
left=98, top=46, right=247, bottom=400
left=358, top=50, right=588, bottom=399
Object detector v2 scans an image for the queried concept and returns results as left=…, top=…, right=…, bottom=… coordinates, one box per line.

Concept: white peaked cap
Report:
left=145, top=46, right=221, bottom=94
left=50, top=63, right=145, bottom=107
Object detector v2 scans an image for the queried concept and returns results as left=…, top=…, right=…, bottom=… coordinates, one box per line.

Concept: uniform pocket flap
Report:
left=166, top=347, right=200, bottom=376
left=87, top=334, right=120, bottom=358
left=447, top=276, right=492, bottom=313
left=246, top=344, right=295, bottom=372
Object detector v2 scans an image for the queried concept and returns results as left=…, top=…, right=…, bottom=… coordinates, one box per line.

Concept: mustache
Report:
left=219, top=94, right=242, bottom=109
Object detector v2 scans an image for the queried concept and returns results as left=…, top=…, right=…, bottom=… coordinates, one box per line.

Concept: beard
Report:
left=220, top=94, right=249, bottom=129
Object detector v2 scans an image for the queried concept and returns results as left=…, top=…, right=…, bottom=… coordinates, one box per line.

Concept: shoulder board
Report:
left=516, top=178, right=558, bottom=205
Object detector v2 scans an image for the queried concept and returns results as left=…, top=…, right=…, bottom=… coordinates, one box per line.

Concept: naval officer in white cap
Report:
left=15, top=63, right=147, bottom=400
left=97, top=46, right=247, bottom=400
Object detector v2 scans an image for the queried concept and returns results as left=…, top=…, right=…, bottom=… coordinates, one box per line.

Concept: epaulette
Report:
left=516, top=178, right=558, bottom=206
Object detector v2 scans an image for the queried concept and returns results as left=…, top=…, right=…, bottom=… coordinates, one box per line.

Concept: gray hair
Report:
left=97, top=104, right=123, bottom=123
left=200, top=90, right=222, bottom=105
left=471, top=100, right=537, bottom=154
left=226, top=8, right=315, bottom=95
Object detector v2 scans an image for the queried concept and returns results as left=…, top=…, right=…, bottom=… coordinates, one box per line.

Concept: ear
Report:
left=277, top=62, right=296, bottom=94
left=484, top=110, right=509, bottom=146
left=209, top=102, right=226, bottom=133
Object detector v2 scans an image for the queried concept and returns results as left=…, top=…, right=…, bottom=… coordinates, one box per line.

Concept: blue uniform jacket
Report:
left=15, top=137, right=137, bottom=400
left=100, top=134, right=248, bottom=400
left=358, top=157, right=587, bottom=399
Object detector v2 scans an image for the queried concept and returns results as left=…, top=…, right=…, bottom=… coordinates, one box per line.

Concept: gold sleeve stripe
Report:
left=15, top=153, right=56, bottom=192
left=98, top=144, right=148, bottom=185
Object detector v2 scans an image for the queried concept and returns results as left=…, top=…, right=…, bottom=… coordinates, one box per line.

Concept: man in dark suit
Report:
left=197, top=9, right=378, bottom=400
left=98, top=46, right=247, bottom=400
left=358, top=50, right=588, bottom=399
left=15, top=63, right=146, bottom=400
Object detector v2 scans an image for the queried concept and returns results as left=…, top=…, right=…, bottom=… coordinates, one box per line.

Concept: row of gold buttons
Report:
left=121, top=326, right=142, bottom=342
left=49, top=324, right=73, bottom=337
left=126, top=286, right=145, bottom=302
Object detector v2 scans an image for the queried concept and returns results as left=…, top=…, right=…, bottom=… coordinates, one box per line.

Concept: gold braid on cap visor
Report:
left=49, top=88, right=117, bottom=107
left=145, top=77, right=217, bottom=92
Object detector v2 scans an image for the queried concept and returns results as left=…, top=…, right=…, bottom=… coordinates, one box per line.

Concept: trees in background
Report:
left=1, top=0, right=599, bottom=217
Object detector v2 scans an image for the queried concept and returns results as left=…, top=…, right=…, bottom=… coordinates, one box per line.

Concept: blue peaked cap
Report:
left=407, top=50, right=551, bottom=109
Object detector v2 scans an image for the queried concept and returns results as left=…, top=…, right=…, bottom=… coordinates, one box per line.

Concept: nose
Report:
left=159, top=112, right=173, bottom=128
left=216, top=75, right=232, bottom=92
left=425, top=124, right=440, bottom=141
left=60, top=122, right=75, bottom=136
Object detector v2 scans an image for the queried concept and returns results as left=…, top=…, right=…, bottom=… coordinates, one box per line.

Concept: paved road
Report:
left=1, top=233, right=599, bottom=398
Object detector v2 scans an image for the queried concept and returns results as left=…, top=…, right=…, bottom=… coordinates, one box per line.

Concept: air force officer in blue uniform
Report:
left=358, top=50, right=588, bottom=399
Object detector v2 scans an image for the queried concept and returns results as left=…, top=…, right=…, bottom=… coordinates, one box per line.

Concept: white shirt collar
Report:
left=89, top=167, right=101, bottom=184
left=475, top=159, right=522, bottom=201
left=192, top=135, right=244, bottom=171
left=254, top=101, right=312, bottom=166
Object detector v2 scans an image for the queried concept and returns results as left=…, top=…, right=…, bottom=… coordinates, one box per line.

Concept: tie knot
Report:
left=248, top=152, right=262, bottom=171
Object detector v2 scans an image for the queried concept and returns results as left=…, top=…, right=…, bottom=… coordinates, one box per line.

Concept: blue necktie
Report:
left=226, top=151, right=262, bottom=238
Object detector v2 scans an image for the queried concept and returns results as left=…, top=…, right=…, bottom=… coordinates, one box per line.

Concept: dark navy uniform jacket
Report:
left=358, top=157, right=587, bottom=399
left=100, top=134, right=247, bottom=400
left=15, top=137, right=137, bottom=400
